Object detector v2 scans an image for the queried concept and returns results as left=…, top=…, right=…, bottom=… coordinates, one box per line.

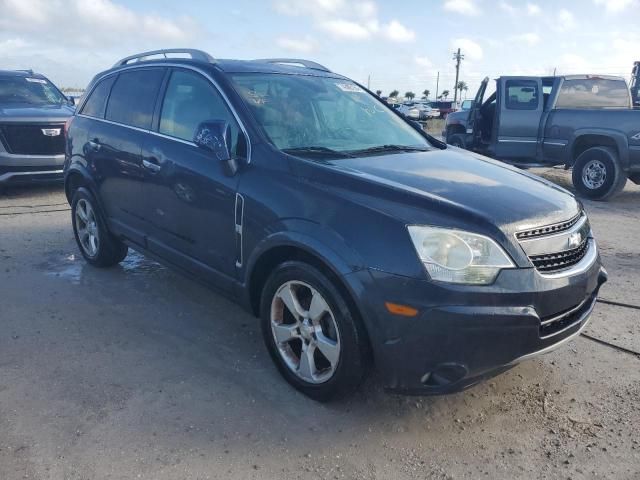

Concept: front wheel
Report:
left=572, top=147, right=627, bottom=201
left=260, top=261, right=369, bottom=401
left=447, top=133, right=467, bottom=149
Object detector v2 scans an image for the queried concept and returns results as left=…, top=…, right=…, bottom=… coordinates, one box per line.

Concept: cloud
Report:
left=511, top=32, right=540, bottom=46
left=276, top=36, right=316, bottom=53
left=451, top=38, right=483, bottom=61
left=553, top=8, right=576, bottom=32
left=593, top=0, right=637, bottom=12
left=320, top=18, right=372, bottom=39
left=527, top=3, right=541, bottom=15
left=443, top=0, right=480, bottom=16
left=499, top=1, right=516, bottom=14
left=382, top=20, right=416, bottom=42
left=414, top=55, right=434, bottom=68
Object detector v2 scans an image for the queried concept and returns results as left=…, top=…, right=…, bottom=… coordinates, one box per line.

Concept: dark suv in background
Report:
left=64, top=50, right=607, bottom=401
left=0, top=70, right=74, bottom=185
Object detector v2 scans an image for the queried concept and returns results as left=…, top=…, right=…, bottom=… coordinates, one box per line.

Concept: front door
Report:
left=493, top=77, right=543, bottom=162
left=140, top=68, right=244, bottom=289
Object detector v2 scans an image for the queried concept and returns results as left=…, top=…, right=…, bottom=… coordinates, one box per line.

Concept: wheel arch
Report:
left=568, top=130, right=629, bottom=170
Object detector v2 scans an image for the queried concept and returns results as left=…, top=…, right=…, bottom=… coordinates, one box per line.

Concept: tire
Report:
left=71, top=188, right=128, bottom=267
left=572, top=147, right=627, bottom=201
left=260, top=261, right=369, bottom=402
left=447, top=133, right=467, bottom=149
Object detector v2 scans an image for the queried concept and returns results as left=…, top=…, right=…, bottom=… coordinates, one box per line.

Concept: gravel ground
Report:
left=0, top=171, right=639, bottom=480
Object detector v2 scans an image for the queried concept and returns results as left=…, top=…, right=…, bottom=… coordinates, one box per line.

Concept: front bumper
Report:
left=344, top=240, right=607, bottom=394
left=0, top=151, right=64, bottom=184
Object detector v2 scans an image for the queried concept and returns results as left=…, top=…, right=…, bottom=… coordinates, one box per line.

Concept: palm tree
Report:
left=441, top=89, right=450, bottom=101
left=404, top=91, right=415, bottom=100
left=389, top=90, right=399, bottom=98
left=422, top=89, right=430, bottom=100
left=375, top=89, right=382, bottom=96
left=456, top=81, right=468, bottom=99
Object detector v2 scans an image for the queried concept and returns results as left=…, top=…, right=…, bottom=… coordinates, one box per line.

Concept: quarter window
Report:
left=159, top=70, right=240, bottom=152
left=505, top=80, right=539, bottom=110
left=80, top=76, right=115, bottom=118
left=105, top=69, right=165, bottom=129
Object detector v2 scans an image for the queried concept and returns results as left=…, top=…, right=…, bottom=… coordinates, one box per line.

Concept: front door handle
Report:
left=142, top=158, right=161, bottom=173
left=88, top=139, right=101, bottom=151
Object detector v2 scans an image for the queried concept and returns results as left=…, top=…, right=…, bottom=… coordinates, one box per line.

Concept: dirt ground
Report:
left=0, top=171, right=639, bottom=480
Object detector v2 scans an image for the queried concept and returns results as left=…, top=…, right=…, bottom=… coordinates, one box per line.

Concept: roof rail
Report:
left=255, top=58, right=331, bottom=73
left=15, top=69, right=34, bottom=75
left=113, top=49, right=216, bottom=68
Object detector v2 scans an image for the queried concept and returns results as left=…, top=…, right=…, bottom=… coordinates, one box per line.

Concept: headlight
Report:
left=407, top=226, right=515, bottom=285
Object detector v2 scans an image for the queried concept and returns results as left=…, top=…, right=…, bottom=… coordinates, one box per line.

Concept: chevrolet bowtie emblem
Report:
left=41, top=128, right=61, bottom=137
left=568, top=232, right=582, bottom=249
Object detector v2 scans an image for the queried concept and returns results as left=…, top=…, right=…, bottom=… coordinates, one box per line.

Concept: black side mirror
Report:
left=67, top=96, right=75, bottom=106
left=194, top=120, right=238, bottom=176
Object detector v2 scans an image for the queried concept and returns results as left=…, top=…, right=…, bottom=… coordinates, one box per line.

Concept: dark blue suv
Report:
left=64, top=49, right=607, bottom=401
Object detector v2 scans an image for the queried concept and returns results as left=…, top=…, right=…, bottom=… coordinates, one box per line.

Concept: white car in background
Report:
left=415, top=102, right=438, bottom=119
left=393, top=102, right=420, bottom=120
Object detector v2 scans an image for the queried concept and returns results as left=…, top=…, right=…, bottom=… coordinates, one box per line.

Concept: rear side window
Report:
left=505, top=80, right=539, bottom=110
left=555, top=78, right=630, bottom=109
left=80, top=76, right=115, bottom=118
left=158, top=70, right=240, bottom=152
left=106, top=69, right=164, bottom=129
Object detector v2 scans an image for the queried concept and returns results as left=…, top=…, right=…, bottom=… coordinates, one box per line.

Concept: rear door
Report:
left=139, top=68, right=244, bottom=288
left=90, top=68, right=166, bottom=245
left=494, top=77, right=543, bottom=162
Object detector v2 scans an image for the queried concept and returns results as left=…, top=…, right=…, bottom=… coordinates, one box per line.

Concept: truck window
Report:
left=555, top=78, right=630, bottom=109
left=505, top=80, right=539, bottom=110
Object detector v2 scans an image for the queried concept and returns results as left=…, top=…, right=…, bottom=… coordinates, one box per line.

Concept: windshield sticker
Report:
left=25, top=77, right=47, bottom=84
left=335, top=82, right=365, bottom=93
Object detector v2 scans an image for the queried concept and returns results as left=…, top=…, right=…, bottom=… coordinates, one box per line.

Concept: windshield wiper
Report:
left=349, top=144, right=430, bottom=156
left=282, top=146, right=355, bottom=158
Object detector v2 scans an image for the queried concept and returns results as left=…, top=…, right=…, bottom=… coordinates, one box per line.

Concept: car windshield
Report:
left=231, top=73, right=431, bottom=156
left=0, top=76, right=67, bottom=106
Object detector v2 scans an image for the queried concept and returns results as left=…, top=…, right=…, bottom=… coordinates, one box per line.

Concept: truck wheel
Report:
left=260, top=261, right=369, bottom=402
left=71, top=188, right=128, bottom=267
left=572, top=147, right=627, bottom=201
left=447, top=133, right=467, bottom=149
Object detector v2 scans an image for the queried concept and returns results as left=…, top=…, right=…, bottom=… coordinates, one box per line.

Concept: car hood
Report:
left=325, top=148, right=580, bottom=233
left=0, top=103, right=74, bottom=123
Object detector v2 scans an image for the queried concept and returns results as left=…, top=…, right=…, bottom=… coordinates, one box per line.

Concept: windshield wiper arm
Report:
left=282, top=146, right=355, bottom=158
left=349, top=144, right=430, bottom=155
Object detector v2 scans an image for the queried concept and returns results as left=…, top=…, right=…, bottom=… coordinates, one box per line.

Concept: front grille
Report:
left=516, top=213, right=582, bottom=240
left=0, top=124, right=65, bottom=155
left=539, top=293, right=596, bottom=338
left=529, top=239, right=589, bottom=273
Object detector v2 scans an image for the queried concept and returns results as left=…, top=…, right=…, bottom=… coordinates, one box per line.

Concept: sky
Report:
left=0, top=0, right=638, bottom=99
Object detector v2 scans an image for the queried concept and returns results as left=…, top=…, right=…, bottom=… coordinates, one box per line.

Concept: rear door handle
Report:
left=88, top=139, right=101, bottom=151
left=142, top=158, right=161, bottom=173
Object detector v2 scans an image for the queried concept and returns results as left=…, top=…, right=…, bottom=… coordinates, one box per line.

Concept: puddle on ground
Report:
left=42, top=250, right=164, bottom=284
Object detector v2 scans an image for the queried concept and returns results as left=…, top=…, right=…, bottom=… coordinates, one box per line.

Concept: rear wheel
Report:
left=71, top=188, right=128, bottom=267
left=260, top=261, right=369, bottom=401
left=572, top=147, right=627, bottom=201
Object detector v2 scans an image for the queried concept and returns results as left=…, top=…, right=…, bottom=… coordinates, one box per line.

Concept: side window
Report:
left=505, top=80, right=539, bottom=110
left=106, top=69, right=165, bottom=129
left=555, top=78, right=630, bottom=109
left=80, top=76, right=115, bottom=118
left=159, top=70, right=240, bottom=154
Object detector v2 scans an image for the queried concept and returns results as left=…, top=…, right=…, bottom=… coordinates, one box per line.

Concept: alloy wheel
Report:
left=75, top=198, right=100, bottom=257
left=582, top=159, right=607, bottom=190
left=270, top=280, right=341, bottom=384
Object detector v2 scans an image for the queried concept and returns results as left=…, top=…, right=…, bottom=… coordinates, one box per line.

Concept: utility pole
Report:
left=452, top=48, right=464, bottom=105
left=435, top=71, right=439, bottom=102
